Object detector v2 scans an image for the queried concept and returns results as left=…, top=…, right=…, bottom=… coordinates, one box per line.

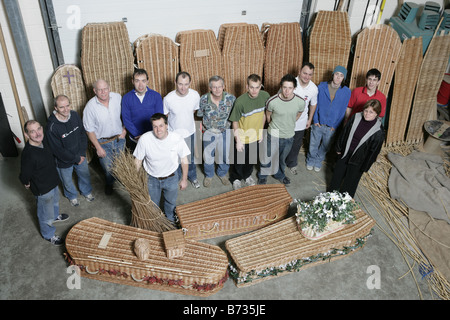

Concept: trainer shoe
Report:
left=245, top=176, right=256, bottom=186
left=191, top=179, right=201, bottom=189
left=257, top=178, right=267, bottom=185
left=46, top=235, right=64, bottom=246
left=203, top=177, right=212, bottom=187
left=314, top=167, right=321, bottom=172
left=54, top=213, right=69, bottom=223
left=84, top=193, right=95, bottom=202
left=279, top=177, right=291, bottom=185
left=306, top=165, right=313, bottom=171
left=218, top=175, right=231, bottom=186
left=288, top=167, right=298, bottom=175
left=69, top=198, right=79, bottom=207
left=232, top=179, right=242, bottom=190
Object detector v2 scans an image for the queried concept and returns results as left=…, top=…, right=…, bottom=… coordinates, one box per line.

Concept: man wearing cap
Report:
left=306, top=66, right=351, bottom=172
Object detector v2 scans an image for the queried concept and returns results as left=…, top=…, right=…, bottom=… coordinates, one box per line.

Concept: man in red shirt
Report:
left=344, top=68, right=386, bottom=123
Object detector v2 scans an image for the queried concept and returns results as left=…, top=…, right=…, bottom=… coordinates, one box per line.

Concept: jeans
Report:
left=148, top=171, right=179, bottom=222
left=36, top=186, right=60, bottom=240
left=286, top=129, right=305, bottom=168
left=57, top=160, right=92, bottom=200
left=203, top=130, right=230, bottom=178
left=306, top=124, right=336, bottom=169
left=177, top=133, right=197, bottom=182
left=259, top=133, right=293, bottom=181
left=97, top=138, right=125, bottom=186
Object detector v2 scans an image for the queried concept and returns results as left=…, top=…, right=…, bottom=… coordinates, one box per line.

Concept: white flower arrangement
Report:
left=295, top=191, right=357, bottom=234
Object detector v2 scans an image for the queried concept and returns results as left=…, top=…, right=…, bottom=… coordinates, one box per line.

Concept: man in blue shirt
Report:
left=306, top=66, right=351, bottom=172
left=121, top=69, right=164, bottom=151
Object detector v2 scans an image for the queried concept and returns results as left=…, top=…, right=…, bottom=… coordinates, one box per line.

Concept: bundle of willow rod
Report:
left=111, top=149, right=175, bottom=233
left=358, top=142, right=450, bottom=300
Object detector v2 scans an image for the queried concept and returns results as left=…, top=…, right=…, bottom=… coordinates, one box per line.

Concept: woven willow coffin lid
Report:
left=226, top=207, right=375, bottom=273
left=51, top=64, right=87, bottom=116
left=349, top=24, right=402, bottom=97
left=65, top=217, right=228, bottom=282
left=262, top=22, right=303, bottom=96
left=176, top=29, right=223, bottom=95
left=81, top=21, right=134, bottom=99
left=309, top=11, right=351, bottom=85
left=176, top=184, right=293, bottom=225
left=134, top=33, right=179, bottom=98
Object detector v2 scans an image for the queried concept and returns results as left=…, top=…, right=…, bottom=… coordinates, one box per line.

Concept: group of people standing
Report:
left=19, top=63, right=386, bottom=246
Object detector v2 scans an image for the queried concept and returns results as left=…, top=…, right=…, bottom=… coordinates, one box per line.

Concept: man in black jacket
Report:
left=19, top=120, right=69, bottom=246
left=46, top=95, right=94, bottom=206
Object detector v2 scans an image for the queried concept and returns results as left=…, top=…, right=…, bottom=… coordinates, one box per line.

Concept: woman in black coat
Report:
left=328, top=99, right=385, bottom=198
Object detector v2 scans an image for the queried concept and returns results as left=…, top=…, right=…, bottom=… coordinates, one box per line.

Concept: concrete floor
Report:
left=0, top=150, right=433, bottom=301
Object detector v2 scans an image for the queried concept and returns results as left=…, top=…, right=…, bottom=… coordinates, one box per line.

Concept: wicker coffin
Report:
left=65, top=217, right=229, bottom=296
left=406, top=32, right=450, bottom=144
left=262, top=22, right=303, bottom=96
left=386, top=37, right=423, bottom=146
left=226, top=206, right=375, bottom=287
left=176, top=184, right=292, bottom=240
left=176, top=29, right=223, bottom=95
left=309, top=11, right=352, bottom=85
left=51, top=64, right=87, bottom=116
left=349, top=24, right=402, bottom=97
left=134, top=34, right=179, bottom=98
left=81, top=22, right=134, bottom=99
left=220, top=23, right=265, bottom=97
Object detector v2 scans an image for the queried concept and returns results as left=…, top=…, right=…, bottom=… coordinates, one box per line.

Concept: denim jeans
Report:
left=177, top=133, right=197, bottom=182
left=148, top=171, right=178, bottom=222
left=306, top=124, right=336, bottom=169
left=97, top=137, right=125, bottom=186
left=36, top=186, right=60, bottom=239
left=57, top=160, right=92, bottom=200
left=286, top=129, right=305, bottom=168
left=259, top=133, right=293, bottom=180
left=203, top=130, right=230, bottom=178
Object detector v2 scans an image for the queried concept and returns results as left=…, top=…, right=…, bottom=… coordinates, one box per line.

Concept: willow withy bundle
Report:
left=111, top=149, right=175, bottom=233
left=358, top=142, right=450, bottom=300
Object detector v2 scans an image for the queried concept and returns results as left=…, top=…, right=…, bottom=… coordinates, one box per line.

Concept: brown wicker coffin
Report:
left=176, top=184, right=293, bottom=240
left=176, top=29, right=223, bottom=95
left=65, top=217, right=229, bottom=296
left=226, top=206, right=375, bottom=287
left=81, top=22, right=134, bottom=99
left=134, top=33, right=179, bottom=98
left=309, top=11, right=352, bottom=85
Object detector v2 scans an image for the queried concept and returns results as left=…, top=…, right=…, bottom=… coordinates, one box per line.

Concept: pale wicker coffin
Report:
left=386, top=37, right=423, bottom=146
left=51, top=64, right=87, bottom=116
left=406, top=32, right=450, bottom=144
left=349, top=24, right=402, bottom=97
left=134, top=33, right=179, bottom=99
left=65, top=217, right=229, bottom=296
left=176, top=29, right=223, bottom=95
left=262, top=22, right=303, bottom=96
left=81, top=22, right=134, bottom=99
left=309, top=11, right=352, bottom=85
left=176, top=184, right=293, bottom=240
left=226, top=207, right=375, bottom=287
left=220, top=23, right=265, bottom=97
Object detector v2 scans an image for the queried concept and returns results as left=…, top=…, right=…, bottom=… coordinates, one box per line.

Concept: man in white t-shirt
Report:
left=163, top=72, right=201, bottom=188
left=133, top=113, right=190, bottom=222
left=285, top=62, right=319, bottom=175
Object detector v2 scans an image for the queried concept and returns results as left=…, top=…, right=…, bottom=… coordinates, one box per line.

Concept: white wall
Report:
left=53, top=0, right=305, bottom=66
left=0, top=0, right=54, bottom=149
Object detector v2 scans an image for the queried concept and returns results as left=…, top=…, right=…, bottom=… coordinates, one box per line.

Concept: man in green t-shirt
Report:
left=228, top=74, right=270, bottom=190
left=258, top=74, right=305, bottom=186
